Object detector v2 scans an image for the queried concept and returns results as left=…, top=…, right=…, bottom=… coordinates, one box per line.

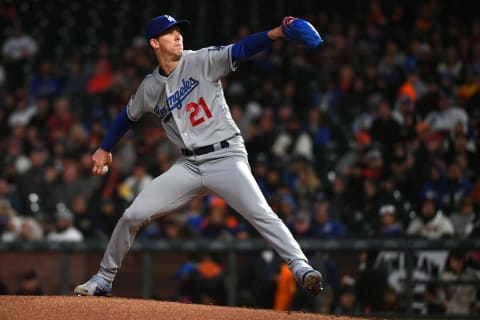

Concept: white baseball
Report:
left=101, top=165, right=109, bottom=175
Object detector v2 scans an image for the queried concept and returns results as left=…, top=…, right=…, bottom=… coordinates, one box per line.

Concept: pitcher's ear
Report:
left=149, top=38, right=159, bottom=49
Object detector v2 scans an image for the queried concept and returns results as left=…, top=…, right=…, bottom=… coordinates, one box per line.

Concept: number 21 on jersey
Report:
left=187, top=97, right=213, bottom=127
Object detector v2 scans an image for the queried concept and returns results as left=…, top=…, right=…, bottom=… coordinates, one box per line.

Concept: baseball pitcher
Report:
left=74, top=14, right=323, bottom=297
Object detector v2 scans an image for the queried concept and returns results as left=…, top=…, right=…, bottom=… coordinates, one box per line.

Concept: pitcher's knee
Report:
left=248, top=207, right=280, bottom=223
left=120, top=206, right=148, bottom=227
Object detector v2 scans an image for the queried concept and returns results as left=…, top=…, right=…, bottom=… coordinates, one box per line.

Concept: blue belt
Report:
left=181, top=140, right=230, bottom=156
left=181, top=134, right=239, bottom=156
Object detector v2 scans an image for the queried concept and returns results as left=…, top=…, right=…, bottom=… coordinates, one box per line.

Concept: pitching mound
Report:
left=0, top=296, right=366, bottom=320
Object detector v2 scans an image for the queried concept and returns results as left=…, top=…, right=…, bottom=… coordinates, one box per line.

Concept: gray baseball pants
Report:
left=98, top=140, right=307, bottom=282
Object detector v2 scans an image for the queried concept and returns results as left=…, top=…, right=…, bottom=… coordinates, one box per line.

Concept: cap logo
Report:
left=146, top=15, right=190, bottom=41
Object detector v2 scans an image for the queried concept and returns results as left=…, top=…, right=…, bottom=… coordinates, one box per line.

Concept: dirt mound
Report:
left=0, top=296, right=364, bottom=320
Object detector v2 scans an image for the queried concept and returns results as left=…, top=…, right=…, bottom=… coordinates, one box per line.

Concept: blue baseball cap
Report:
left=145, top=15, right=191, bottom=41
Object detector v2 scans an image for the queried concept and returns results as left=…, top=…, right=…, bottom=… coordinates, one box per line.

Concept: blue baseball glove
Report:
left=281, top=16, right=323, bottom=48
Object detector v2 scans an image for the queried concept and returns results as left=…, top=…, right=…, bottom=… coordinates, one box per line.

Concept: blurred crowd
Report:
left=1, top=0, right=480, bottom=316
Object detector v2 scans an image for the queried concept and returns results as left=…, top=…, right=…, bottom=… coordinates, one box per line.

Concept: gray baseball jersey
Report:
left=95, top=44, right=310, bottom=285
left=126, top=45, right=240, bottom=149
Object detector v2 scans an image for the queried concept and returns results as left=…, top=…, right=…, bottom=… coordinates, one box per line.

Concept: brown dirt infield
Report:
left=0, top=296, right=370, bottom=320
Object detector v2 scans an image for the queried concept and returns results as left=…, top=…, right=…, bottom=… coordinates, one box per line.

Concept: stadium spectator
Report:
left=51, top=160, right=89, bottom=210
left=28, top=95, right=52, bottom=142
left=327, top=175, right=351, bottom=219
left=251, top=153, right=272, bottom=198
left=87, top=57, right=113, bottom=95
left=437, top=46, right=463, bottom=81
left=118, top=161, right=153, bottom=203
left=334, top=282, right=362, bottom=316
left=272, top=115, right=314, bottom=162
left=378, top=285, right=406, bottom=314
left=351, top=178, right=386, bottom=236
left=376, top=204, right=403, bottom=237
left=244, top=108, right=277, bottom=163
left=450, top=198, right=476, bottom=239
left=392, top=95, right=415, bottom=126
left=200, top=196, right=236, bottom=239
left=15, top=143, right=49, bottom=215
left=7, top=98, right=36, bottom=128
left=407, top=195, right=454, bottom=239
left=385, top=141, right=416, bottom=200
left=446, top=133, right=478, bottom=181
left=290, top=210, right=314, bottom=238
left=148, top=138, right=176, bottom=177
left=0, top=199, right=18, bottom=241
left=335, top=130, right=372, bottom=179
left=63, top=56, right=89, bottom=106
left=369, top=100, right=402, bottom=157
left=423, top=283, right=446, bottom=315
left=306, top=108, right=331, bottom=171
left=311, top=194, right=346, bottom=239
left=273, top=262, right=296, bottom=311
left=0, top=176, right=20, bottom=213
left=425, top=93, right=469, bottom=137
left=16, top=217, right=43, bottom=241
left=288, top=155, right=321, bottom=210
left=69, top=194, right=96, bottom=239
left=161, top=215, right=192, bottom=239
left=46, top=204, right=83, bottom=242
left=1, top=24, right=37, bottom=89
left=180, top=253, right=226, bottom=305
left=46, top=96, right=75, bottom=143
left=446, top=163, right=473, bottom=210
left=355, top=251, right=388, bottom=313
left=28, top=60, right=61, bottom=99
left=437, top=250, right=480, bottom=315
left=3, top=137, right=30, bottom=176
left=236, top=249, right=282, bottom=309
left=419, top=160, right=449, bottom=209
left=96, top=198, right=120, bottom=238
left=273, top=191, right=297, bottom=229
left=317, top=285, right=335, bottom=314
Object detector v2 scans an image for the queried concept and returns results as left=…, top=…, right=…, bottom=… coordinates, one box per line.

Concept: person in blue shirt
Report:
left=311, top=193, right=346, bottom=239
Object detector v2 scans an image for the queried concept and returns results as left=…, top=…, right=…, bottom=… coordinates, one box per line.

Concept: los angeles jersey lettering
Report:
left=126, top=44, right=240, bottom=150
left=153, top=77, right=199, bottom=122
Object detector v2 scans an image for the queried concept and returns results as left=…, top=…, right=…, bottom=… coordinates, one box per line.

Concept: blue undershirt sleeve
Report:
left=231, top=31, right=272, bottom=63
left=100, top=107, right=134, bottom=152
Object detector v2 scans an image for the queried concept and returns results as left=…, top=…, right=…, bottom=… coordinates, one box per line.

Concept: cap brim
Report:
left=159, top=20, right=191, bottom=36
left=175, top=20, right=191, bottom=29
